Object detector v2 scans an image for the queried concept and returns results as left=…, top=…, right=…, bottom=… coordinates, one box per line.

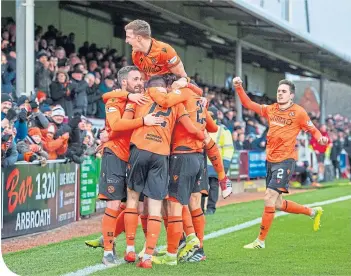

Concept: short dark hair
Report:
left=278, top=79, right=295, bottom=94
left=117, top=66, right=139, bottom=86
left=147, top=76, right=166, bottom=88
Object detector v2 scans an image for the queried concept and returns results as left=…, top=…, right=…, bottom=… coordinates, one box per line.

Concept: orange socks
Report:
left=145, top=216, right=162, bottom=255
left=124, top=208, right=139, bottom=248
left=280, top=200, right=312, bottom=216
left=182, top=206, right=195, bottom=236
left=167, top=216, right=183, bottom=254
left=114, top=204, right=126, bottom=237
left=206, top=138, right=226, bottom=180
left=102, top=208, right=118, bottom=251
left=191, top=208, right=205, bottom=248
left=258, top=206, right=275, bottom=241
left=140, top=215, right=148, bottom=237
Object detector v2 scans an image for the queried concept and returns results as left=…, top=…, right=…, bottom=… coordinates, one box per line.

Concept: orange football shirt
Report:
left=261, top=103, right=321, bottom=163
left=130, top=88, right=188, bottom=156
left=103, top=98, right=132, bottom=162
left=132, top=38, right=181, bottom=77
left=149, top=87, right=218, bottom=153
left=235, top=85, right=322, bottom=163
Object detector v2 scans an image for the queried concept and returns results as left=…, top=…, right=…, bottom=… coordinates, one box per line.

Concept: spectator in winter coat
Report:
left=96, top=75, right=115, bottom=119
left=35, top=51, right=53, bottom=97
left=42, top=123, right=69, bottom=160
left=1, top=94, right=28, bottom=141
left=69, top=66, right=88, bottom=115
left=50, top=70, right=73, bottom=117
left=49, top=106, right=71, bottom=139
left=26, top=99, right=49, bottom=130
left=234, top=133, right=245, bottom=150
left=243, top=133, right=256, bottom=150
left=1, top=52, right=15, bottom=94
left=330, top=132, right=343, bottom=179
left=85, top=73, right=101, bottom=116
left=310, top=124, right=331, bottom=181
left=1, top=122, right=18, bottom=167
left=17, top=127, right=48, bottom=165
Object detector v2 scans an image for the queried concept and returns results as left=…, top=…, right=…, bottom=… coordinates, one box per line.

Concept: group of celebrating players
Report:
left=84, top=19, right=328, bottom=269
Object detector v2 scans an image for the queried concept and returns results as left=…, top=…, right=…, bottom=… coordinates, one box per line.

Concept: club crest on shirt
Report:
left=307, top=120, right=314, bottom=127
left=289, top=112, right=295, bottom=117
left=168, top=56, right=178, bottom=64
left=151, top=57, right=157, bottom=64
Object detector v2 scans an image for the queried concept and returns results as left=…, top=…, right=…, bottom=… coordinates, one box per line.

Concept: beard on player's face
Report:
left=125, top=83, right=142, bottom=93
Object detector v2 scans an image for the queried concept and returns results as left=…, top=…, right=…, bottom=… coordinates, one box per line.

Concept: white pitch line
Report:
left=62, top=194, right=351, bottom=276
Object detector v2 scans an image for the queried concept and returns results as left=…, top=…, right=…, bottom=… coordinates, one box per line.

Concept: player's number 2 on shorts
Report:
left=277, top=168, right=284, bottom=179
left=148, top=102, right=171, bottom=127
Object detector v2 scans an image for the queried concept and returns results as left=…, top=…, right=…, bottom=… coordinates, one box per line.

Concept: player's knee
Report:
left=126, top=190, right=139, bottom=209
left=148, top=198, right=162, bottom=216
left=189, top=193, right=201, bottom=211
left=264, top=190, right=278, bottom=207
left=275, top=201, right=283, bottom=210
left=106, top=200, right=121, bottom=211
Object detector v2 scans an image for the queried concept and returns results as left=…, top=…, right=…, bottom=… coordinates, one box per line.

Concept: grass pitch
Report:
left=2, top=183, right=351, bottom=276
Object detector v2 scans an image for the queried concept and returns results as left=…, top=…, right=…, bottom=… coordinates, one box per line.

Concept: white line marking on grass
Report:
left=62, top=195, right=351, bottom=276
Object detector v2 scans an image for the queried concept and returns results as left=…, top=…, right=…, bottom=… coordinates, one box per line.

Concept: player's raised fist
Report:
left=232, top=77, right=243, bottom=87
left=318, top=136, right=329, bottom=145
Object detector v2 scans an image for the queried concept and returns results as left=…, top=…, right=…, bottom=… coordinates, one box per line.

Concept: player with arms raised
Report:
left=233, top=77, right=327, bottom=249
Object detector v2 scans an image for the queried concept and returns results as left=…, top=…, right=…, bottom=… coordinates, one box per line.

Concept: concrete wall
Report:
left=294, top=80, right=351, bottom=118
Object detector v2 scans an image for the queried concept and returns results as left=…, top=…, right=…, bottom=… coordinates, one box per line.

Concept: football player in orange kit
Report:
left=123, top=76, right=205, bottom=269
left=125, top=19, right=233, bottom=197
left=233, top=77, right=328, bottom=249
left=87, top=66, right=164, bottom=266
left=149, top=75, right=218, bottom=265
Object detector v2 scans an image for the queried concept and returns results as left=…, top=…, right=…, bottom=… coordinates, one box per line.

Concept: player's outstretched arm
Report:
left=106, top=100, right=164, bottom=132
left=169, top=60, right=187, bottom=77
left=149, top=87, right=188, bottom=108
left=102, top=89, right=149, bottom=106
left=172, top=78, right=203, bottom=96
left=232, top=77, right=262, bottom=115
left=205, top=110, right=219, bottom=133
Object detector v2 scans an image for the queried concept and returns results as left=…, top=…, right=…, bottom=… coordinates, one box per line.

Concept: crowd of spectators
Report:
left=1, top=17, right=351, bottom=181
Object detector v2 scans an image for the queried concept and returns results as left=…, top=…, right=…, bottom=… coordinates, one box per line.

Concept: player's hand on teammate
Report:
left=318, top=136, right=329, bottom=145
left=232, top=77, right=243, bottom=87
left=128, top=93, right=150, bottom=105
left=199, top=97, right=208, bottom=107
left=171, top=77, right=188, bottom=89
left=143, top=113, right=165, bottom=126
